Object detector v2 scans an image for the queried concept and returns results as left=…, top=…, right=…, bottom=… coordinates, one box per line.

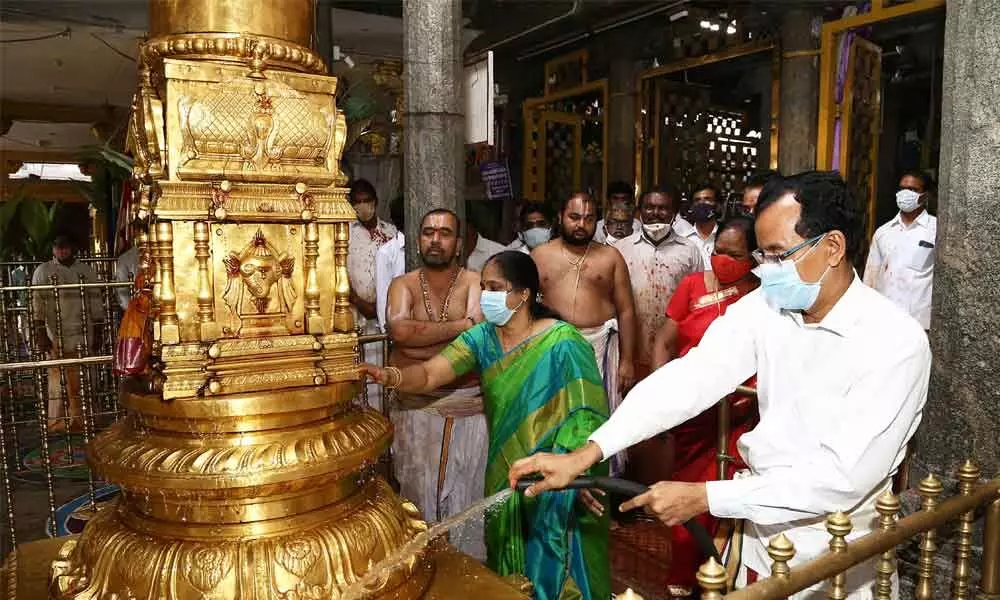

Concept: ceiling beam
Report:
left=0, top=100, right=127, bottom=124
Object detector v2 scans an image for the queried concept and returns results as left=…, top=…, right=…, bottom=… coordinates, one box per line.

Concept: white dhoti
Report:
left=390, top=387, right=488, bottom=561
left=578, top=318, right=624, bottom=474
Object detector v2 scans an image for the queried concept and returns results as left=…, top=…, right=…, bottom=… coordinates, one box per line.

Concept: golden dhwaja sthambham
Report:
left=47, top=1, right=436, bottom=598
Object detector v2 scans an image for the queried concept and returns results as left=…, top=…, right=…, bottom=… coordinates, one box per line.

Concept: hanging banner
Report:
left=479, top=160, right=513, bottom=202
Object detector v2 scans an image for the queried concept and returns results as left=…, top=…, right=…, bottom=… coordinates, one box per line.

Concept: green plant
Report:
left=0, top=192, right=60, bottom=260
left=75, top=145, right=134, bottom=216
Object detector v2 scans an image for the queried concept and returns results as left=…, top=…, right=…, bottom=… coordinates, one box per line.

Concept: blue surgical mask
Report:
left=523, top=227, right=551, bottom=249
left=480, top=290, right=524, bottom=326
left=754, top=238, right=831, bottom=311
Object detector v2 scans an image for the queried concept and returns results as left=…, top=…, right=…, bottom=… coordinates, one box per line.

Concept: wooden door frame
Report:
left=521, top=79, right=609, bottom=202
left=815, top=0, right=946, bottom=170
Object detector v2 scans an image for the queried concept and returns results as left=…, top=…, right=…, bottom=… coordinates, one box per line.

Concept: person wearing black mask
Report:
left=676, top=184, right=721, bottom=269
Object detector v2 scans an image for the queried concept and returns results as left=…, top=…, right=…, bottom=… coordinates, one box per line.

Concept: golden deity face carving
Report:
left=222, top=229, right=296, bottom=334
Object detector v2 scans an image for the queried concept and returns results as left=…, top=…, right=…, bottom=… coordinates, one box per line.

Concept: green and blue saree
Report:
left=440, top=320, right=610, bottom=600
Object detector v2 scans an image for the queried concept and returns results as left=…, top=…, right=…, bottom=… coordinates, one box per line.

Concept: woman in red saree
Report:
left=650, top=215, right=760, bottom=593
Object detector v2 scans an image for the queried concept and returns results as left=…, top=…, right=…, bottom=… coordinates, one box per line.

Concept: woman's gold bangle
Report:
left=384, top=366, right=403, bottom=389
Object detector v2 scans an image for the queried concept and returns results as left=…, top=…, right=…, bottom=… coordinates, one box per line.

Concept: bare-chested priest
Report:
left=385, top=208, right=486, bottom=558
left=532, top=192, right=638, bottom=472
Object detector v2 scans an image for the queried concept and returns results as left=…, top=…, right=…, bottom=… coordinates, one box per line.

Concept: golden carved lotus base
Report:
left=49, top=479, right=433, bottom=600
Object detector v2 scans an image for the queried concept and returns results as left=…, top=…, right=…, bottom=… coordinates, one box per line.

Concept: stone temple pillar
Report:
left=403, top=0, right=465, bottom=270
left=778, top=9, right=820, bottom=174
left=607, top=53, right=641, bottom=192
left=901, top=1, right=1000, bottom=596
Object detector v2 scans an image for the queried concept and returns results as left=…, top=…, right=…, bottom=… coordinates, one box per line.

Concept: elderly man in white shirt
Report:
left=511, top=171, right=930, bottom=600
left=863, top=171, right=936, bottom=330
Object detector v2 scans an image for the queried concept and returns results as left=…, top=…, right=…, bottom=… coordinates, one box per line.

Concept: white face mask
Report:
left=523, top=227, right=551, bottom=249
left=604, top=233, right=620, bottom=246
left=896, top=189, right=922, bottom=213
left=641, top=222, right=670, bottom=243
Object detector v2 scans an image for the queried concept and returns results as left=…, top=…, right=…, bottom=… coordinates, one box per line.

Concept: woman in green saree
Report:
left=362, top=250, right=610, bottom=600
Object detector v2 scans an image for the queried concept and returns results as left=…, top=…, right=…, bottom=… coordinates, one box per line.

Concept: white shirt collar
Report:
left=890, top=209, right=931, bottom=229
left=786, top=273, right=865, bottom=336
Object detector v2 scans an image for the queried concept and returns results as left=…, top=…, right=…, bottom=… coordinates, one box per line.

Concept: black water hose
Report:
left=515, top=476, right=721, bottom=562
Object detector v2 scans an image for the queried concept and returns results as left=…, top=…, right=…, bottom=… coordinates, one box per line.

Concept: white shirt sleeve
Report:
left=863, top=232, right=883, bottom=289
left=706, top=334, right=930, bottom=524
left=588, top=296, right=759, bottom=457
left=375, top=241, right=393, bottom=333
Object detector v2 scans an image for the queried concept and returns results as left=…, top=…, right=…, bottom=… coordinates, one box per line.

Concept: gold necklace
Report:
left=561, top=240, right=591, bottom=270
left=419, top=267, right=464, bottom=322
left=561, top=241, right=592, bottom=322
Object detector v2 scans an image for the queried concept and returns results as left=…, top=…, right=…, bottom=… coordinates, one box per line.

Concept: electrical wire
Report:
left=0, top=27, right=70, bottom=44
left=89, top=32, right=136, bottom=62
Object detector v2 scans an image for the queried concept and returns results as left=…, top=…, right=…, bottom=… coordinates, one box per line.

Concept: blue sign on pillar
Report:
left=479, top=160, right=513, bottom=202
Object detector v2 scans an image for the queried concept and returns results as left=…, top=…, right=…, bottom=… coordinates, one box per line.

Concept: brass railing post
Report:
left=698, top=557, right=729, bottom=600
left=826, top=512, right=853, bottom=599
left=979, top=493, right=1000, bottom=600
left=874, top=490, right=901, bottom=600
left=916, top=473, right=944, bottom=600
left=768, top=533, right=796, bottom=580
left=954, top=460, right=981, bottom=600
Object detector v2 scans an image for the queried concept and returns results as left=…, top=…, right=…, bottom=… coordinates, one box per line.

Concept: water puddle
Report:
left=340, top=488, right=514, bottom=600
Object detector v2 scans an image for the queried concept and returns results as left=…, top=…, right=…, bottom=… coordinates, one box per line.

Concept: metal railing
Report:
left=696, top=461, right=999, bottom=600
left=0, top=260, right=130, bottom=555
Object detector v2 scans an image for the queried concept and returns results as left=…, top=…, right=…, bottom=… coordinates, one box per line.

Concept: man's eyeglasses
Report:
left=751, top=233, right=826, bottom=265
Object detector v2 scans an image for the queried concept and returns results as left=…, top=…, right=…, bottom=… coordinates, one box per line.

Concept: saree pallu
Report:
left=441, top=321, right=610, bottom=600
left=664, top=273, right=759, bottom=591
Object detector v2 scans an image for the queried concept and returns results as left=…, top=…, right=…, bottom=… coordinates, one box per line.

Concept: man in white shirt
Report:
left=505, top=202, right=553, bottom=254
left=594, top=181, right=641, bottom=244
left=463, top=216, right=506, bottom=272
left=346, top=179, right=397, bottom=407
left=595, top=202, right=635, bottom=246
left=376, top=232, right=405, bottom=333
left=863, top=171, right=936, bottom=330
left=511, top=171, right=930, bottom=599
left=32, top=235, right=105, bottom=431
left=676, top=183, right=721, bottom=269
left=616, top=186, right=703, bottom=378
